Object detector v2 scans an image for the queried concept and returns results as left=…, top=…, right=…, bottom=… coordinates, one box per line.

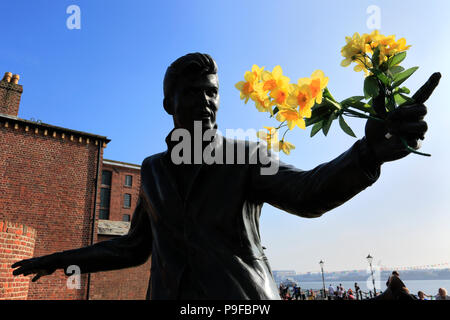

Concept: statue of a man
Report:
left=12, top=53, right=439, bottom=299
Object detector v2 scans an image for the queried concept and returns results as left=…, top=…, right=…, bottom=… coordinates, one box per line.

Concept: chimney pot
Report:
left=2, top=72, right=12, bottom=83
left=11, top=74, right=20, bottom=84
left=0, top=71, right=23, bottom=117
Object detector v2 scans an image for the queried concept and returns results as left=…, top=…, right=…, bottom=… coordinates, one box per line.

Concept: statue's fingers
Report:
left=389, top=121, right=428, bottom=137
left=405, top=138, right=421, bottom=150
left=32, top=274, right=42, bottom=282
left=412, top=72, right=441, bottom=104
left=387, top=104, right=427, bottom=122
left=11, top=261, right=24, bottom=269
left=22, top=269, right=38, bottom=277
left=12, top=266, right=29, bottom=276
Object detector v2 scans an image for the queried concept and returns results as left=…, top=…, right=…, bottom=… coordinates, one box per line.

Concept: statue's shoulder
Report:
left=141, top=152, right=165, bottom=169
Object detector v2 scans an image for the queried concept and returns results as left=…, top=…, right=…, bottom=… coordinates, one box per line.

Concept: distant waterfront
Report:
left=289, top=279, right=450, bottom=297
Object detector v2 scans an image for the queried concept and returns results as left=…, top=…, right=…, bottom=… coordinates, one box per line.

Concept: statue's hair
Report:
left=163, top=53, right=218, bottom=99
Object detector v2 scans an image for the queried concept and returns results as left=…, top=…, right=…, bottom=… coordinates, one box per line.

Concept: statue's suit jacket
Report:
left=56, top=134, right=379, bottom=299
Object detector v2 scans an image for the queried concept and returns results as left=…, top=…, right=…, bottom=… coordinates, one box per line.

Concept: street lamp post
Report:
left=319, top=260, right=326, bottom=300
left=366, top=254, right=377, bottom=296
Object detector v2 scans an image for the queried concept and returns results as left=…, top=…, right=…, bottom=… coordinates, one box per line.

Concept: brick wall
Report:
left=0, top=221, right=36, bottom=299
left=101, top=162, right=141, bottom=222
left=88, top=161, right=150, bottom=300
left=0, top=121, right=103, bottom=299
left=89, top=234, right=151, bottom=300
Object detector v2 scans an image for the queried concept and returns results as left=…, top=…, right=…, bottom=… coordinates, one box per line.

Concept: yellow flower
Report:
left=296, top=70, right=329, bottom=104
left=385, top=37, right=411, bottom=57
left=279, top=140, right=295, bottom=155
left=353, top=56, right=372, bottom=75
left=276, top=108, right=306, bottom=130
left=287, top=83, right=314, bottom=118
left=341, top=30, right=411, bottom=75
left=235, top=70, right=258, bottom=103
left=250, top=82, right=272, bottom=114
left=256, top=126, right=280, bottom=151
left=340, top=32, right=365, bottom=67
left=261, top=66, right=291, bottom=108
left=250, top=64, right=265, bottom=81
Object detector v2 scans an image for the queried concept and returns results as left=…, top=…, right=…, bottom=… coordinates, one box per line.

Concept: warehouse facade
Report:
left=0, top=72, right=150, bottom=300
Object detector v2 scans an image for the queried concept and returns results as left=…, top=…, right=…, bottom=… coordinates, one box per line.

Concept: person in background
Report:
left=386, top=270, right=400, bottom=286
left=354, top=282, right=361, bottom=300
left=347, top=288, right=355, bottom=300
left=435, top=288, right=450, bottom=300
left=338, top=284, right=344, bottom=299
left=328, top=284, right=335, bottom=300
left=279, top=283, right=285, bottom=299
left=373, top=274, right=416, bottom=300
left=298, top=287, right=303, bottom=300
left=293, top=285, right=301, bottom=300
left=417, top=291, right=427, bottom=300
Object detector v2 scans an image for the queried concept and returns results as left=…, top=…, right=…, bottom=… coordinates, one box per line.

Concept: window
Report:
left=99, top=187, right=111, bottom=220
left=99, top=209, right=109, bottom=220
left=125, top=175, right=132, bottom=187
left=101, top=170, right=112, bottom=186
left=124, top=194, right=131, bottom=208
left=122, top=214, right=130, bottom=222
left=100, top=188, right=111, bottom=208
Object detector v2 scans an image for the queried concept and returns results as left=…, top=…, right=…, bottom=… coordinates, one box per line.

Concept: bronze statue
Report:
left=12, top=53, right=440, bottom=299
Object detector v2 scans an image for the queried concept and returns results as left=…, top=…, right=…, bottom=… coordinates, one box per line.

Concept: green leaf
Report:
left=322, top=112, right=337, bottom=136
left=392, top=66, right=419, bottom=88
left=386, top=94, right=396, bottom=112
left=310, top=121, right=323, bottom=137
left=400, top=94, right=415, bottom=105
left=394, top=93, right=415, bottom=106
left=363, top=76, right=380, bottom=100
left=323, top=97, right=342, bottom=111
left=338, top=115, right=356, bottom=138
left=394, top=93, right=406, bottom=105
left=388, top=52, right=407, bottom=68
left=379, top=61, right=389, bottom=72
left=341, top=96, right=365, bottom=104
left=399, top=86, right=410, bottom=94
left=341, top=96, right=368, bottom=110
left=305, top=104, right=332, bottom=126
left=322, top=87, right=337, bottom=102
left=390, top=66, right=405, bottom=75
left=372, top=69, right=390, bottom=86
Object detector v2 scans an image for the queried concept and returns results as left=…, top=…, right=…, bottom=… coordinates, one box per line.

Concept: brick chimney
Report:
left=0, top=72, right=23, bottom=117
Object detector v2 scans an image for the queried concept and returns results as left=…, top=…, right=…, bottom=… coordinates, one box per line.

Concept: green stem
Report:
left=343, top=107, right=384, bottom=122
left=281, top=128, right=289, bottom=141
left=276, top=121, right=287, bottom=130
left=400, top=137, right=431, bottom=157
left=323, top=96, right=342, bottom=111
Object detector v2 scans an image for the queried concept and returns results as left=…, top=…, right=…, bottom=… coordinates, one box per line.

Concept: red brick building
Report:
left=0, top=72, right=150, bottom=299
left=89, top=159, right=151, bottom=300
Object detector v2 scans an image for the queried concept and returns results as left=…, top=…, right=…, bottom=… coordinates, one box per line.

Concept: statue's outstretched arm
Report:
left=12, top=195, right=152, bottom=282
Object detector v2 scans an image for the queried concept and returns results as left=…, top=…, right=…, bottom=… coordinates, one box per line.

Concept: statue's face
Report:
left=170, top=73, right=219, bottom=131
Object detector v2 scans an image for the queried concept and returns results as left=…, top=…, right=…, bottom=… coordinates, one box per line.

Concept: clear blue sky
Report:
left=1, top=0, right=449, bottom=274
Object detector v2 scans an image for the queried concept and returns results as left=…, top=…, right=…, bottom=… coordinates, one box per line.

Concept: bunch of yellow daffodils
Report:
left=236, top=30, right=428, bottom=157
left=341, top=30, right=411, bottom=75
left=235, top=66, right=328, bottom=154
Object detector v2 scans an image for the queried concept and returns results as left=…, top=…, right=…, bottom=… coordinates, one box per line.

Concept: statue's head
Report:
left=163, top=53, right=219, bottom=132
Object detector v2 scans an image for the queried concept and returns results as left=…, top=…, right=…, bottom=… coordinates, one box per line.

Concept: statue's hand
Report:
left=365, top=72, right=441, bottom=164
left=11, top=255, right=58, bottom=282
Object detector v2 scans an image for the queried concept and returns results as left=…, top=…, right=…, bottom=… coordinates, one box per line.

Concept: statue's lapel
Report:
left=159, top=151, right=184, bottom=204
